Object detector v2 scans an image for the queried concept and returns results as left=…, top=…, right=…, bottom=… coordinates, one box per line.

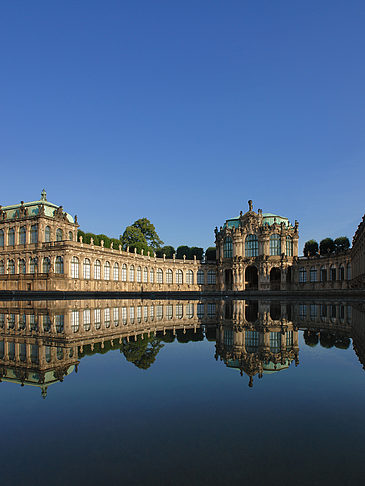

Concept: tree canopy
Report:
left=303, top=239, right=318, bottom=257
left=131, top=218, right=164, bottom=250
left=334, top=236, right=350, bottom=253
left=205, top=247, right=216, bottom=261
left=156, top=245, right=175, bottom=258
left=319, top=238, right=336, bottom=255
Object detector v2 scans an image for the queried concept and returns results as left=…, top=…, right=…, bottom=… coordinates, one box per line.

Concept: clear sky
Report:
left=1, top=0, right=364, bottom=254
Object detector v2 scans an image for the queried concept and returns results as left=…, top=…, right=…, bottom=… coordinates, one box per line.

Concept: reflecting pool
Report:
left=0, top=298, right=364, bottom=485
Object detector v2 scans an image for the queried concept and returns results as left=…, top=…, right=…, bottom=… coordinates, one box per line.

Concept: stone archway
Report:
left=270, top=267, right=281, bottom=291
left=245, top=265, right=258, bottom=290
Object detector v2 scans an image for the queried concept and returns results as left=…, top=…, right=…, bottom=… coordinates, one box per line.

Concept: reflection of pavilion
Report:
left=0, top=299, right=218, bottom=397
left=215, top=300, right=299, bottom=386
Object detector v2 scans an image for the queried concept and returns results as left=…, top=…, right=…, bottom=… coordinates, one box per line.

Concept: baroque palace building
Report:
left=0, top=191, right=217, bottom=292
left=0, top=192, right=363, bottom=292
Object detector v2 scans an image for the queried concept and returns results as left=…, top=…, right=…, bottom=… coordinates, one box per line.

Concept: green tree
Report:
left=121, top=226, right=150, bottom=254
left=319, top=238, right=335, bottom=255
left=156, top=245, right=175, bottom=258
left=97, top=234, right=111, bottom=248
left=77, top=230, right=85, bottom=242
left=303, top=240, right=319, bottom=257
left=121, top=334, right=164, bottom=369
left=189, top=247, right=204, bottom=260
left=176, top=245, right=190, bottom=259
left=132, top=218, right=163, bottom=250
left=205, top=247, right=216, bottom=261
left=334, top=236, right=350, bottom=253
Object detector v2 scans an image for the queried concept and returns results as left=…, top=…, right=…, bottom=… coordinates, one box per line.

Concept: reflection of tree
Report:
left=121, top=334, right=164, bottom=369
left=176, top=328, right=204, bottom=343
left=335, top=337, right=351, bottom=349
left=320, top=332, right=336, bottom=348
left=303, top=330, right=319, bottom=347
left=156, top=330, right=175, bottom=343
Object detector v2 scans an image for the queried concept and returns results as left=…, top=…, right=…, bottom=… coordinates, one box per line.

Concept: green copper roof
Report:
left=225, top=212, right=290, bottom=229
left=1, top=190, right=74, bottom=223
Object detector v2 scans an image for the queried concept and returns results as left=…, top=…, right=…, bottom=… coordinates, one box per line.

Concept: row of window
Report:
left=298, top=304, right=352, bottom=321
left=70, top=258, right=217, bottom=284
left=0, top=303, right=217, bottom=334
left=0, top=341, right=71, bottom=363
left=298, top=264, right=351, bottom=283
left=223, top=328, right=294, bottom=352
left=0, top=257, right=217, bottom=284
left=0, top=257, right=64, bottom=274
left=69, top=303, right=217, bottom=331
left=0, top=226, right=73, bottom=246
left=223, top=234, right=293, bottom=258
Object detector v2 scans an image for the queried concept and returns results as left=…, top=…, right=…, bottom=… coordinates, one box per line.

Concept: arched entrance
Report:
left=270, top=267, right=281, bottom=290
left=245, top=266, right=258, bottom=290
left=225, top=269, right=233, bottom=291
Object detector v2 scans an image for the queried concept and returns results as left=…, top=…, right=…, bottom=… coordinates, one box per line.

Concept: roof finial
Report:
left=41, top=189, right=47, bottom=201
left=248, top=199, right=253, bottom=211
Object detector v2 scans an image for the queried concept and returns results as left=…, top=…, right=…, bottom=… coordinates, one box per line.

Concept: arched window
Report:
left=310, top=266, right=317, bottom=282
left=18, top=259, right=26, bottom=274
left=43, top=257, right=51, bottom=273
left=83, top=258, right=91, bottom=279
left=286, top=236, right=293, bottom=256
left=299, top=267, right=307, bottom=283
left=270, top=234, right=281, bottom=256
left=136, top=266, right=142, bottom=283
left=104, top=261, right=110, bottom=280
left=245, top=234, right=258, bottom=257
left=113, top=263, right=119, bottom=281
left=150, top=268, right=154, bottom=283
left=197, top=269, right=204, bottom=284
left=55, top=257, right=64, bottom=274
left=94, top=260, right=101, bottom=279
left=166, top=269, right=173, bottom=284
left=223, top=237, right=233, bottom=258
left=121, top=264, right=127, bottom=282
left=186, top=269, right=193, bottom=284
left=207, top=269, right=216, bottom=284
left=8, top=259, right=15, bottom=274
left=156, top=268, right=163, bottom=284
left=186, top=303, right=194, bottom=319
left=71, top=257, right=79, bottom=278
left=347, top=264, right=352, bottom=280
left=143, top=267, right=148, bottom=283
left=176, top=269, right=183, bottom=284
left=69, top=231, right=73, bottom=241
left=8, top=228, right=15, bottom=246
left=56, top=228, right=63, bottom=241
left=129, top=265, right=135, bottom=282
left=71, top=310, right=79, bottom=333
left=330, top=265, right=336, bottom=281
left=320, top=266, right=327, bottom=282
left=29, top=258, right=37, bottom=274
left=44, top=226, right=51, bottom=243
left=176, top=304, right=183, bottom=319
left=19, top=226, right=26, bottom=245
left=0, top=260, right=4, bottom=275
left=83, top=309, right=91, bottom=331
left=0, top=230, right=4, bottom=247
left=339, top=265, right=345, bottom=281
left=30, top=225, right=38, bottom=244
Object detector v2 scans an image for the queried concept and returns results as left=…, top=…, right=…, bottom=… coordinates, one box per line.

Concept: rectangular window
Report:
left=121, top=307, right=127, bottom=325
left=207, top=303, right=216, bottom=318
left=71, top=310, right=79, bottom=332
left=104, top=308, right=110, bottom=328
left=94, top=309, right=101, bottom=329
left=113, top=307, right=119, bottom=326
left=166, top=305, right=173, bottom=319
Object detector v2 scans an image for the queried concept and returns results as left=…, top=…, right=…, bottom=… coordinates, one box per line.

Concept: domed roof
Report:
left=1, top=190, right=74, bottom=223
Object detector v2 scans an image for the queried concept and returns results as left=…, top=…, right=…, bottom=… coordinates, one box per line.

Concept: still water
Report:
left=0, top=298, right=364, bottom=486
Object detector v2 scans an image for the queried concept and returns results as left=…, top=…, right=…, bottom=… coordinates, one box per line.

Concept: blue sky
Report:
left=1, top=0, right=364, bottom=254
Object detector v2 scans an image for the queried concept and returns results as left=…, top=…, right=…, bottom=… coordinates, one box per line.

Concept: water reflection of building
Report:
left=0, top=299, right=218, bottom=397
left=215, top=300, right=299, bottom=386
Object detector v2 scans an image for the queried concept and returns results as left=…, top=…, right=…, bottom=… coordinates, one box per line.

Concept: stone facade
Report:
left=351, top=215, right=365, bottom=288
left=0, top=192, right=217, bottom=292
left=0, top=193, right=364, bottom=292
left=215, top=200, right=299, bottom=291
